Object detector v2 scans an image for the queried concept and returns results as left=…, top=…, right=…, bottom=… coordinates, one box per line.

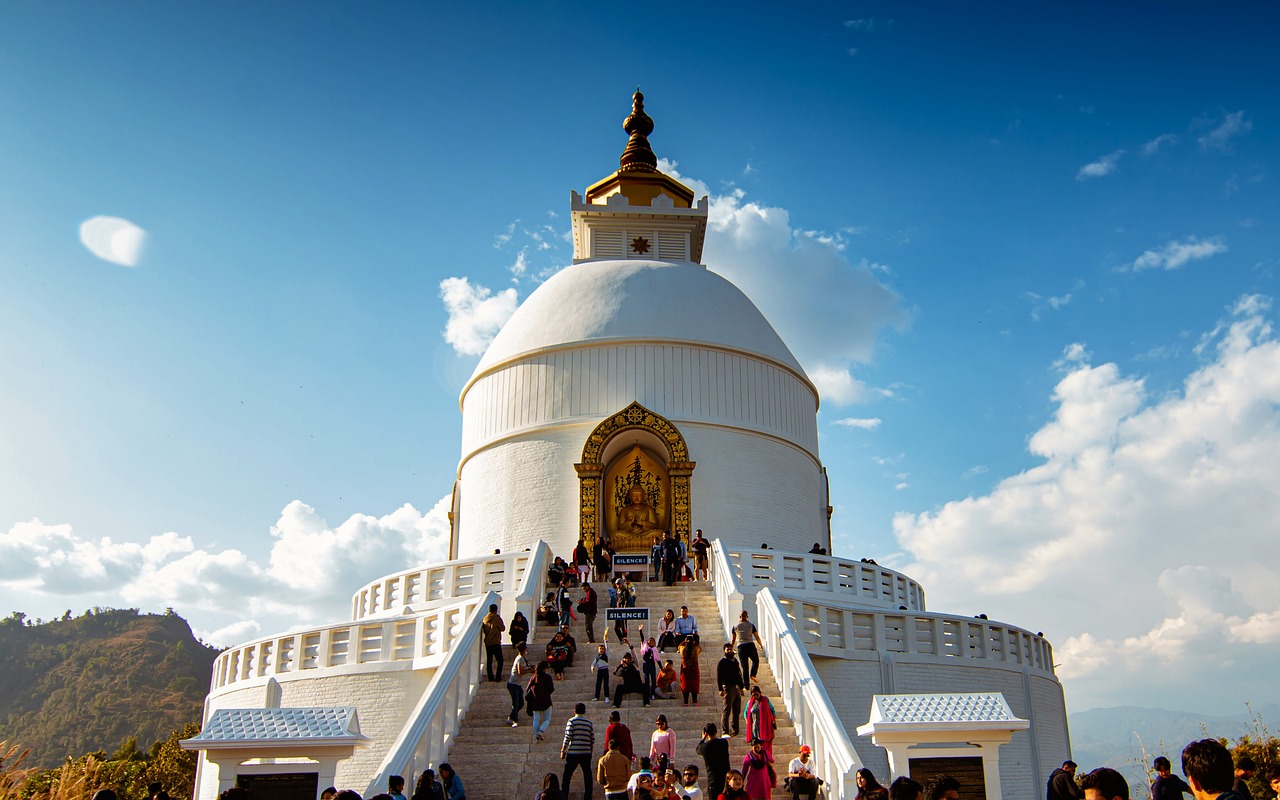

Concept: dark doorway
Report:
left=909, top=756, right=986, bottom=800
left=237, top=772, right=319, bottom=800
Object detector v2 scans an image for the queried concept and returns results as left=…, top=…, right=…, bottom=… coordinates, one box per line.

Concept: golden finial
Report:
left=619, top=89, right=658, bottom=173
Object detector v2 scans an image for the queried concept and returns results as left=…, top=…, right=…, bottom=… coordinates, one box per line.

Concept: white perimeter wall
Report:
left=456, top=342, right=827, bottom=558
left=813, top=656, right=1070, bottom=799
left=195, top=670, right=434, bottom=800
left=456, top=421, right=828, bottom=559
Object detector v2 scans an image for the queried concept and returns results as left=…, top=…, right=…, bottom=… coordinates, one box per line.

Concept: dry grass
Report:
left=0, top=742, right=33, bottom=800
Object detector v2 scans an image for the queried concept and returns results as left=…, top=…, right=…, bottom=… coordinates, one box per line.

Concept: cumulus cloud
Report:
left=439, top=276, right=518, bottom=356
left=810, top=366, right=871, bottom=405
left=1129, top=236, right=1228, bottom=272
left=1, top=496, right=454, bottom=647
left=833, top=417, right=882, bottom=430
left=893, top=295, right=1280, bottom=710
left=1076, top=149, right=1125, bottom=180
left=1198, top=110, right=1252, bottom=151
left=660, top=159, right=910, bottom=404
left=79, top=216, right=147, bottom=267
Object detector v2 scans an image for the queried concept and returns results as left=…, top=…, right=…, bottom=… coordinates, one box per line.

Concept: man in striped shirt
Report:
left=561, top=702, right=596, bottom=800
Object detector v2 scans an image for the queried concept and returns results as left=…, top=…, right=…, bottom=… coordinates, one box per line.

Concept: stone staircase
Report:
left=445, top=580, right=798, bottom=799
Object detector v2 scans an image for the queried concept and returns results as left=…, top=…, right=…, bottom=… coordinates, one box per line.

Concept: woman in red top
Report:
left=678, top=636, right=701, bottom=705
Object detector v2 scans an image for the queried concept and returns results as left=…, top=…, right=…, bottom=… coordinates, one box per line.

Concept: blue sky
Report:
left=2, top=3, right=1278, bottom=718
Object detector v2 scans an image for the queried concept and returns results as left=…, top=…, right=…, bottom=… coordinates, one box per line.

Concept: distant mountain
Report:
left=1068, top=704, right=1278, bottom=788
left=0, top=608, right=221, bottom=768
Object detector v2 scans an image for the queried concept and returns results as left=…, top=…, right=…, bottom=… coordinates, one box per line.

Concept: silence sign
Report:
left=606, top=607, right=650, bottom=621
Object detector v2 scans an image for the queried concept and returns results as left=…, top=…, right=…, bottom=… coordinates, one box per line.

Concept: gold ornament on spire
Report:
left=619, top=89, right=658, bottom=173
left=583, top=89, right=695, bottom=209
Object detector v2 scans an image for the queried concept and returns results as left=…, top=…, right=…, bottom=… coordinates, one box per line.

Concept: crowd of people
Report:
left=194, top=540, right=1275, bottom=800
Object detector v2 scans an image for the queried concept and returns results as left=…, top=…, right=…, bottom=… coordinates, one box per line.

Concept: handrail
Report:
left=709, top=538, right=745, bottom=634
left=775, top=595, right=1057, bottom=677
left=510, top=540, right=550, bottom=636
left=725, top=548, right=926, bottom=612
left=756, top=587, right=862, bottom=800
left=364, top=590, right=495, bottom=798
left=208, top=595, right=487, bottom=692
left=351, top=545, right=547, bottom=620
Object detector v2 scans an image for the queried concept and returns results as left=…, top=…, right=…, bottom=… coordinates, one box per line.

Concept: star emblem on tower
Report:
left=630, top=236, right=651, bottom=255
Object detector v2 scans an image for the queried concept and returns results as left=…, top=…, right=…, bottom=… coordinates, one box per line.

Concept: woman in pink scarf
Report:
left=743, top=685, right=777, bottom=759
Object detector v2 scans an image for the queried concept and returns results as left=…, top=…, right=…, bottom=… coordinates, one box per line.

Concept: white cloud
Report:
left=1140, top=133, right=1178, bottom=157
left=963, top=465, right=989, bottom=478
left=1076, top=149, right=1125, bottom=180
left=1130, top=236, right=1227, bottom=272
left=659, top=159, right=910, bottom=401
left=439, top=276, right=519, bottom=356
left=893, top=295, right=1280, bottom=710
left=1, top=496, right=454, bottom=647
left=1026, top=290, right=1074, bottom=321
left=810, top=366, right=870, bottom=405
left=79, top=216, right=147, bottom=267
left=834, top=417, right=882, bottom=430
left=844, top=19, right=873, bottom=30
left=1198, top=110, right=1252, bottom=151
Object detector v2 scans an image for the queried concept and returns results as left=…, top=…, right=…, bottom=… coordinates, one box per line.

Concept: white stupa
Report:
left=187, top=92, right=1071, bottom=800
left=451, top=90, right=829, bottom=559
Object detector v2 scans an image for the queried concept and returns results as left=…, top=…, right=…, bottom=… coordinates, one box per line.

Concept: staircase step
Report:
left=444, top=583, right=795, bottom=800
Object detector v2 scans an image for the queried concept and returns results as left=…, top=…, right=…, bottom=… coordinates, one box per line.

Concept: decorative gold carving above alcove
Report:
left=576, top=401, right=694, bottom=551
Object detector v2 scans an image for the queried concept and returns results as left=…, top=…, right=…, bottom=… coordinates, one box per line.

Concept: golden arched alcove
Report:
left=575, top=401, right=694, bottom=551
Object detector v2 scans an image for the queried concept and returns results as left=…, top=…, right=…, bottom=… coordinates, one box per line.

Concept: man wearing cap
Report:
left=787, top=745, right=820, bottom=800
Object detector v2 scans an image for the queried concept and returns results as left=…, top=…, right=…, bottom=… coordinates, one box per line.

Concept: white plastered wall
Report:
left=455, top=420, right=827, bottom=559
left=812, top=656, right=1069, bottom=800
left=456, top=342, right=827, bottom=559
left=195, top=670, right=435, bottom=800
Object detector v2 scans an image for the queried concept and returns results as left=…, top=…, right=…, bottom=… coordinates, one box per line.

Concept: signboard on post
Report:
left=613, top=554, right=649, bottom=567
left=605, top=607, right=650, bottom=621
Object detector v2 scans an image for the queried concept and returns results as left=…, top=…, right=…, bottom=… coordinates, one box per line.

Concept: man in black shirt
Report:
left=1047, top=761, right=1083, bottom=800
left=696, top=722, right=730, bottom=800
left=1152, top=756, right=1192, bottom=800
left=716, top=642, right=744, bottom=737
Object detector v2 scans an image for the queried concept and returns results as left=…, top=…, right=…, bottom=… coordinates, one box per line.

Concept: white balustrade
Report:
left=709, top=538, right=745, bottom=632
left=351, top=544, right=549, bottom=620
left=755, top=588, right=863, bottom=800
left=776, top=595, right=1057, bottom=676
left=725, top=548, right=925, bottom=611
left=209, top=594, right=487, bottom=692
left=364, top=590, right=496, bottom=799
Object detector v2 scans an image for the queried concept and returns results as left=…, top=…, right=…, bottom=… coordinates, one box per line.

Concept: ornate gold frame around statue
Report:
left=575, top=401, right=694, bottom=552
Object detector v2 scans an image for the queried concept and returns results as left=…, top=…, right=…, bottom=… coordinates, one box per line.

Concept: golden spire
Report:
left=582, top=89, right=695, bottom=209
left=619, top=88, right=658, bottom=173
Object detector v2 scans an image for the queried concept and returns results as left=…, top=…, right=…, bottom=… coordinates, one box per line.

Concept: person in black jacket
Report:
left=717, top=642, right=745, bottom=737
left=697, top=722, right=731, bottom=800
left=1047, top=761, right=1082, bottom=800
left=1151, top=756, right=1192, bottom=800
left=612, top=650, right=651, bottom=707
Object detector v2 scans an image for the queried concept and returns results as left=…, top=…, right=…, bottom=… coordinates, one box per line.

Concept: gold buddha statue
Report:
left=615, top=485, right=663, bottom=547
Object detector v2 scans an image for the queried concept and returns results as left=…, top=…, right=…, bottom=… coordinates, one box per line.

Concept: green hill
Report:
left=0, top=608, right=220, bottom=768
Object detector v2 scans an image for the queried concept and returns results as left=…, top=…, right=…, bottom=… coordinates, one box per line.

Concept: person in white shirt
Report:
left=787, top=746, right=820, bottom=800
left=677, top=764, right=703, bottom=800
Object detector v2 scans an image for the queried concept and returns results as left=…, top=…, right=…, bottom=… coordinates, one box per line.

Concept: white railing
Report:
left=777, top=595, right=1057, bottom=677
left=756, top=588, right=862, bottom=800
left=209, top=594, right=488, bottom=692
left=725, top=548, right=925, bottom=611
left=709, top=538, right=745, bottom=632
left=364, top=590, right=495, bottom=798
left=351, top=543, right=549, bottom=621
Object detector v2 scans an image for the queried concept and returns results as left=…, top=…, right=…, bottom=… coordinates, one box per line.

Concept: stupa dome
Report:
left=470, top=258, right=809, bottom=382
